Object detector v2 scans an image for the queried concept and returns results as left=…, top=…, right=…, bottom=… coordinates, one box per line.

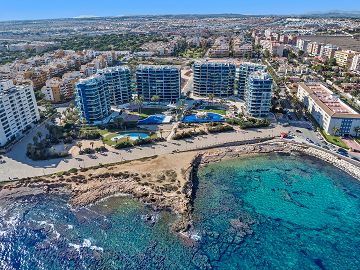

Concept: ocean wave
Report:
left=69, top=239, right=104, bottom=252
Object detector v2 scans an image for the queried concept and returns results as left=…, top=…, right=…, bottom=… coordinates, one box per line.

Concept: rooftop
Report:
left=299, top=83, right=360, bottom=118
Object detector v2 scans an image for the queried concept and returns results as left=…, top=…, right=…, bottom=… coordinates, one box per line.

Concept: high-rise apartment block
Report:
left=245, top=71, right=273, bottom=117
left=136, top=65, right=181, bottom=102
left=193, top=61, right=236, bottom=97
left=98, top=66, right=132, bottom=106
left=238, top=63, right=266, bottom=100
left=75, top=75, right=111, bottom=124
left=0, top=80, right=40, bottom=146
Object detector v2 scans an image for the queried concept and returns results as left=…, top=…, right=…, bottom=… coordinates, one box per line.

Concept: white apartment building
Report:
left=297, top=83, right=360, bottom=136
left=0, top=80, right=40, bottom=147
left=350, top=54, right=360, bottom=72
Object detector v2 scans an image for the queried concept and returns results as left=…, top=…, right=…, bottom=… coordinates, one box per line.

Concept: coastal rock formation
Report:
left=0, top=140, right=359, bottom=237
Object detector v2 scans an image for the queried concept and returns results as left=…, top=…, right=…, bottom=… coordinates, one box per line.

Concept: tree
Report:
left=332, top=126, right=340, bottom=136
left=134, top=95, right=144, bottom=114
left=114, top=117, right=124, bottom=130
left=151, top=95, right=161, bottom=104
left=208, top=94, right=215, bottom=104
left=36, top=132, right=43, bottom=141
left=76, top=142, right=83, bottom=151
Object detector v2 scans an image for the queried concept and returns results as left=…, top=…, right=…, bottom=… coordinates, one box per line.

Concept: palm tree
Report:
left=37, top=131, right=43, bottom=141
left=134, top=95, right=144, bottom=114
left=332, top=126, right=340, bottom=136
left=76, top=142, right=83, bottom=151
left=208, top=94, right=215, bottom=105
left=114, top=117, right=124, bottom=130
left=151, top=95, right=160, bottom=104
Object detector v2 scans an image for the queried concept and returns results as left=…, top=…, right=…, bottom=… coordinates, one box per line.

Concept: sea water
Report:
left=0, top=153, right=359, bottom=269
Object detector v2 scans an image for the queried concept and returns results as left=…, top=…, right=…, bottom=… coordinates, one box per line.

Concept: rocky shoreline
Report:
left=0, top=140, right=359, bottom=235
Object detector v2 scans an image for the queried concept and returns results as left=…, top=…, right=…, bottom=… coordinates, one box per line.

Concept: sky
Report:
left=1, top=0, right=360, bottom=21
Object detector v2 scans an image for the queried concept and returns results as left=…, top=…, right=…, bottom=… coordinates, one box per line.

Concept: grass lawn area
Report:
left=200, top=109, right=227, bottom=116
left=180, top=48, right=204, bottom=58
left=102, top=130, right=157, bottom=146
left=320, top=130, right=349, bottom=149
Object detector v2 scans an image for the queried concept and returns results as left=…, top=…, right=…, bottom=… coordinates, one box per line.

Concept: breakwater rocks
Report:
left=197, top=140, right=360, bottom=181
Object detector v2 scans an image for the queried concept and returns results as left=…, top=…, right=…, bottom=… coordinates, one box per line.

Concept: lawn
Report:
left=180, top=48, right=204, bottom=58
left=102, top=131, right=157, bottom=146
left=320, top=130, right=349, bottom=149
left=200, top=109, right=227, bottom=116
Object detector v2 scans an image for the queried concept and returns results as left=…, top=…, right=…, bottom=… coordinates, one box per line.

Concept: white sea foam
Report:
left=69, top=239, right=104, bottom=252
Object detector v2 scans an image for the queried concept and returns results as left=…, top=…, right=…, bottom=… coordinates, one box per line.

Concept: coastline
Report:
left=0, top=140, right=359, bottom=234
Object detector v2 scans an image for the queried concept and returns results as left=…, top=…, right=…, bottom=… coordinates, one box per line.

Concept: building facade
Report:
left=193, top=61, right=236, bottom=98
left=136, top=65, right=181, bottom=102
left=238, top=63, right=266, bottom=100
left=334, top=50, right=358, bottom=69
left=350, top=54, right=360, bottom=72
left=0, top=80, right=40, bottom=147
left=98, top=66, right=132, bottom=106
left=245, top=71, right=273, bottom=117
left=297, top=83, right=360, bottom=136
left=75, top=75, right=111, bottom=124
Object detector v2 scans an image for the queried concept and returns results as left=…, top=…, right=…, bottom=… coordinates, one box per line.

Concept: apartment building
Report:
left=320, top=44, right=339, bottom=60
left=296, top=39, right=311, bottom=52
left=245, top=71, right=273, bottom=117
left=297, top=83, right=360, bottom=136
left=75, top=75, right=111, bottom=124
left=238, top=63, right=266, bottom=100
left=41, top=78, right=63, bottom=103
left=208, top=37, right=230, bottom=58
left=136, top=65, right=181, bottom=103
left=232, top=36, right=253, bottom=58
left=334, top=50, right=359, bottom=68
left=0, top=80, right=40, bottom=147
left=98, top=66, right=132, bottom=106
left=350, top=54, right=360, bottom=72
left=193, top=61, right=236, bottom=98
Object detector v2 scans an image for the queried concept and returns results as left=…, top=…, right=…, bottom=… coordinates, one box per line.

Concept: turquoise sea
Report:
left=0, top=153, right=360, bottom=269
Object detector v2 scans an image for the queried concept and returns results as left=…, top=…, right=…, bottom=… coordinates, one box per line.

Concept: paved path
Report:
left=0, top=125, right=284, bottom=181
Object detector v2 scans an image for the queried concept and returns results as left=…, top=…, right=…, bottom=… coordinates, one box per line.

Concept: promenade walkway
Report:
left=0, top=125, right=283, bottom=181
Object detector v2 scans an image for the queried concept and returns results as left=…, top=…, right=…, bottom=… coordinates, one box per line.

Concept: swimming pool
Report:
left=111, top=133, right=150, bottom=141
left=138, top=115, right=172, bottom=125
left=182, top=112, right=225, bottom=123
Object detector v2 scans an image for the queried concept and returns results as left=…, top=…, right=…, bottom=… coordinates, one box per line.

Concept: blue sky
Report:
left=1, top=0, right=360, bottom=21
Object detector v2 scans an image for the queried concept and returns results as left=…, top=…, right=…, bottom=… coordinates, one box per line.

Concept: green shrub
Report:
left=114, top=141, right=133, bottom=149
left=68, top=168, right=78, bottom=174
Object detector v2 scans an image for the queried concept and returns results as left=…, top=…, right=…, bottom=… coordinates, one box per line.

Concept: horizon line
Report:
left=1, top=10, right=360, bottom=23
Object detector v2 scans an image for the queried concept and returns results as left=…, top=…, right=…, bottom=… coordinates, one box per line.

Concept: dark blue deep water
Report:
left=1, top=153, right=360, bottom=269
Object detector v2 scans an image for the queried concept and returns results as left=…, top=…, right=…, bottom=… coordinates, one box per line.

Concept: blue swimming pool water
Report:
left=111, top=133, right=149, bottom=141
left=138, top=115, right=167, bottom=125
left=182, top=112, right=224, bottom=123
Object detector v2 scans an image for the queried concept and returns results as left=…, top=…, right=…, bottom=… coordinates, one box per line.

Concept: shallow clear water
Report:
left=0, top=153, right=360, bottom=269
